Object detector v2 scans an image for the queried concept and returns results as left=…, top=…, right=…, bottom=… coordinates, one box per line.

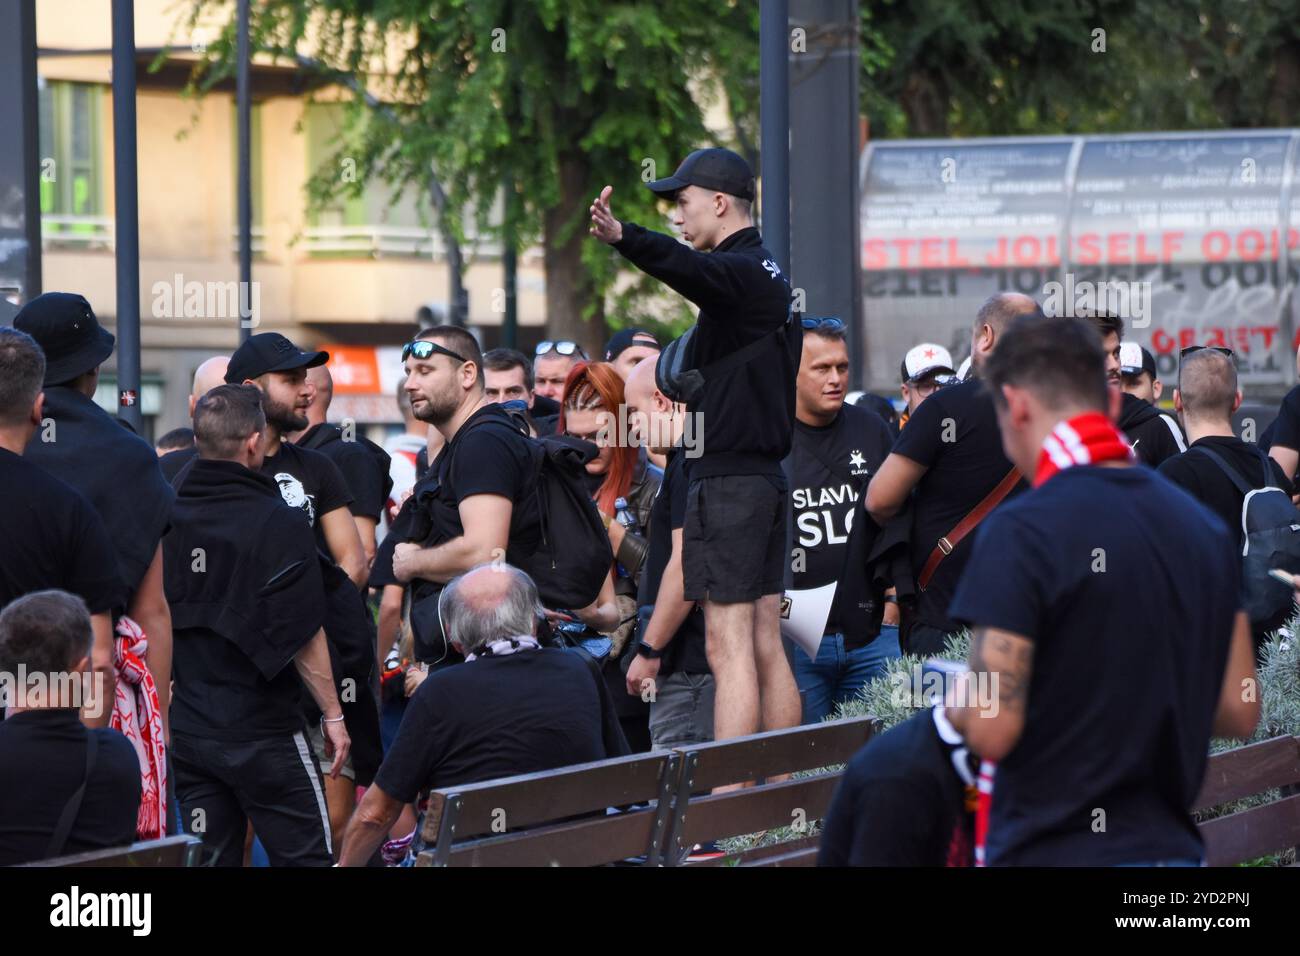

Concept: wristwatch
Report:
left=635, top=640, right=664, bottom=660
left=883, top=595, right=899, bottom=605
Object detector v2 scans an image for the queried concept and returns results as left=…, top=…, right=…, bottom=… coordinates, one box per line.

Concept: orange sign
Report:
left=322, top=345, right=381, bottom=394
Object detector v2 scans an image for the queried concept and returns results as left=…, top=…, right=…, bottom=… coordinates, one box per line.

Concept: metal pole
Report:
left=111, top=0, right=142, bottom=432
left=503, top=181, right=518, bottom=350
left=760, top=0, right=791, bottom=276
left=236, top=0, right=253, bottom=342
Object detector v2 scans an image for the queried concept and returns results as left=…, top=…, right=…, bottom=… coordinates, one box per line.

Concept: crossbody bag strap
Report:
left=46, top=730, right=99, bottom=859
left=918, top=467, right=1021, bottom=591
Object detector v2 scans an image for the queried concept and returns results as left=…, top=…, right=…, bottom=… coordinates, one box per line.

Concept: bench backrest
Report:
left=415, top=750, right=680, bottom=867
left=19, top=834, right=203, bottom=868
left=664, top=716, right=877, bottom=866
left=1194, top=735, right=1300, bottom=866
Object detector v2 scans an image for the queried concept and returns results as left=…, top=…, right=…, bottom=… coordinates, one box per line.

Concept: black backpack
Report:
left=656, top=308, right=800, bottom=405
left=405, top=411, right=613, bottom=662
left=1191, top=444, right=1300, bottom=632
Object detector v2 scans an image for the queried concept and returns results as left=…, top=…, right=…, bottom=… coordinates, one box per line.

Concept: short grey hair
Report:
left=0, top=327, right=46, bottom=427
left=441, top=563, right=543, bottom=656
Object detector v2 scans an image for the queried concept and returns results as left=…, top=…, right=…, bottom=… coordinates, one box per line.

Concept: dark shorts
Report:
left=683, top=473, right=787, bottom=603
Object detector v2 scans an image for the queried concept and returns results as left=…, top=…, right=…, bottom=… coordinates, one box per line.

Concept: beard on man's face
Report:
left=262, top=393, right=309, bottom=432
left=411, top=385, right=459, bottom=426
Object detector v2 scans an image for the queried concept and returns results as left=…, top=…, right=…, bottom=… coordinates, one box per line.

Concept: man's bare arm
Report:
left=354, top=516, right=378, bottom=570
left=641, top=528, right=694, bottom=648
left=1213, top=611, right=1260, bottom=739
left=83, top=611, right=116, bottom=729
left=947, top=625, right=1035, bottom=762
left=392, top=494, right=512, bottom=585
left=338, top=782, right=405, bottom=867
left=319, top=506, right=367, bottom=590
left=1269, top=445, right=1298, bottom=484
left=865, top=453, right=928, bottom=524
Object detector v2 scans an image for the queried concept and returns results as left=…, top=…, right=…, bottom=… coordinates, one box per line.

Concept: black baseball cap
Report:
left=603, top=328, right=661, bottom=362
left=225, top=332, right=328, bottom=384
left=646, top=147, right=756, bottom=202
left=13, top=292, right=115, bottom=385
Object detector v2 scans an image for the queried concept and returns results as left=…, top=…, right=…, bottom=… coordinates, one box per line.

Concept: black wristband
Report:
left=883, top=595, right=898, bottom=605
left=635, top=640, right=664, bottom=660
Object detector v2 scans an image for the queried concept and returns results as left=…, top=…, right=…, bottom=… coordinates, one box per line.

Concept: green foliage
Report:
left=177, top=0, right=758, bottom=344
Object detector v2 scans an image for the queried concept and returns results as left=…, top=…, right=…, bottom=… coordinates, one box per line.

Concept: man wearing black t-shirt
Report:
left=384, top=326, right=618, bottom=668
left=1159, top=347, right=1292, bottom=649
left=785, top=320, right=898, bottom=722
left=166, top=385, right=348, bottom=866
left=945, top=316, right=1259, bottom=866
left=0, top=591, right=140, bottom=865
left=623, top=358, right=713, bottom=746
left=337, top=564, right=629, bottom=865
left=867, top=293, right=1041, bottom=655
left=0, top=327, right=122, bottom=726
left=294, top=364, right=392, bottom=568
left=591, top=148, right=802, bottom=745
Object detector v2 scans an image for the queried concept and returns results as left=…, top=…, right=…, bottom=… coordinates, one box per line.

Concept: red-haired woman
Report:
left=559, top=361, right=662, bottom=751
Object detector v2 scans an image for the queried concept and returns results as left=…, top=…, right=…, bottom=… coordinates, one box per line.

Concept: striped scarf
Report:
left=1034, top=411, right=1135, bottom=488
left=109, top=616, right=168, bottom=840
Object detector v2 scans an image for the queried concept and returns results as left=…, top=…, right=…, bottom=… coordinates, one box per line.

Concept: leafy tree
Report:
left=180, top=0, right=758, bottom=351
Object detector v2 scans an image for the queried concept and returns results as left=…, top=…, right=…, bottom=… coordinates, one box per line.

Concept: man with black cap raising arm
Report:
left=590, top=148, right=802, bottom=744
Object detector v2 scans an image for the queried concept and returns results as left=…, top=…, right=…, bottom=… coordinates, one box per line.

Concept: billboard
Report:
left=860, top=131, right=1300, bottom=396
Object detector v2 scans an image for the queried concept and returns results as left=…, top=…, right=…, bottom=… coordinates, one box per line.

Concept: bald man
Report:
left=335, top=562, right=629, bottom=866
left=160, top=356, right=228, bottom=484
left=292, top=365, right=392, bottom=568
left=866, top=293, right=1044, bottom=654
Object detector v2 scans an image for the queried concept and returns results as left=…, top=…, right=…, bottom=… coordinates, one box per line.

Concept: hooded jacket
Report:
left=1118, top=393, right=1187, bottom=468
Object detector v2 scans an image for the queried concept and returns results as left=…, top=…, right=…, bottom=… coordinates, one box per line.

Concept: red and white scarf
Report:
left=1033, top=410, right=1135, bottom=488
left=109, top=616, right=168, bottom=840
left=973, top=411, right=1134, bottom=866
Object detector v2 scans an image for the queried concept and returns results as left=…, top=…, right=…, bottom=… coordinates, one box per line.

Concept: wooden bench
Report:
left=1194, top=735, right=1300, bottom=866
left=414, top=750, right=681, bottom=866
left=19, top=834, right=203, bottom=868
left=664, top=716, right=876, bottom=867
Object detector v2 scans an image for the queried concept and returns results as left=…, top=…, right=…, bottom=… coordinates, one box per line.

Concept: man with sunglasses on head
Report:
left=899, top=343, right=957, bottom=430
left=867, top=293, right=1042, bottom=656
left=533, top=340, right=587, bottom=404
left=589, top=147, right=803, bottom=746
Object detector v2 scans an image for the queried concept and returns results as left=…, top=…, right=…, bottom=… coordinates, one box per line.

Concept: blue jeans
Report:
left=793, top=626, right=902, bottom=724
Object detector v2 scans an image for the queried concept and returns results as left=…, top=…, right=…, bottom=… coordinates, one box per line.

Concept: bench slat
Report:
left=674, top=773, right=840, bottom=849
left=417, top=807, right=662, bottom=867
left=679, top=717, right=875, bottom=792
left=421, top=751, right=675, bottom=842
left=1194, top=736, right=1300, bottom=811
left=20, top=834, right=202, bottom=868
left=1199, top=792, right=1300, bottom=866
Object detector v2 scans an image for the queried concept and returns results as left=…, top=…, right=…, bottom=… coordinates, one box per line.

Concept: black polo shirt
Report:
left=0, top=447, right=123, bottom=614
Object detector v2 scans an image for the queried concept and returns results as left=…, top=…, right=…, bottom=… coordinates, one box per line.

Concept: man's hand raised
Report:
left=589, top=185, right=622, bottom=244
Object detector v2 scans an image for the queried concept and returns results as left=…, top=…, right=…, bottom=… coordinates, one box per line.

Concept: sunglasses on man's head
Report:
left=536, top=340, right=587, bottom=359
left=402, top=340, right=468, bottom=364
left=1179, top=345, right=1234, bottom=359
left=800, top=317, right=845, bottom=332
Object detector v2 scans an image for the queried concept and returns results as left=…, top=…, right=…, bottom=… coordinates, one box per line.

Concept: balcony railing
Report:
left=42, top=215, right=114, bottom=250
left=301, top=225, right=525, bottom=259
left=228, top=226, right=268, bottom=256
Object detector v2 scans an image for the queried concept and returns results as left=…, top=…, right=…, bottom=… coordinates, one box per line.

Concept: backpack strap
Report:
left=46, top=730, right=98, bottom=859
left=1188, top=445, right=1255, bottom=496
left=299, top=424, right=334, bottom=451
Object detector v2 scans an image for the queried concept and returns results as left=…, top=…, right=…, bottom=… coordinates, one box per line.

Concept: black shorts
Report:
left=683, top=473, right=788, bottom=603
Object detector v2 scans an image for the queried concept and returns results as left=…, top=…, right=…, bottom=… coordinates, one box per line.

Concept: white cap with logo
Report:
left=901, top=343, right=956, bottom=383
